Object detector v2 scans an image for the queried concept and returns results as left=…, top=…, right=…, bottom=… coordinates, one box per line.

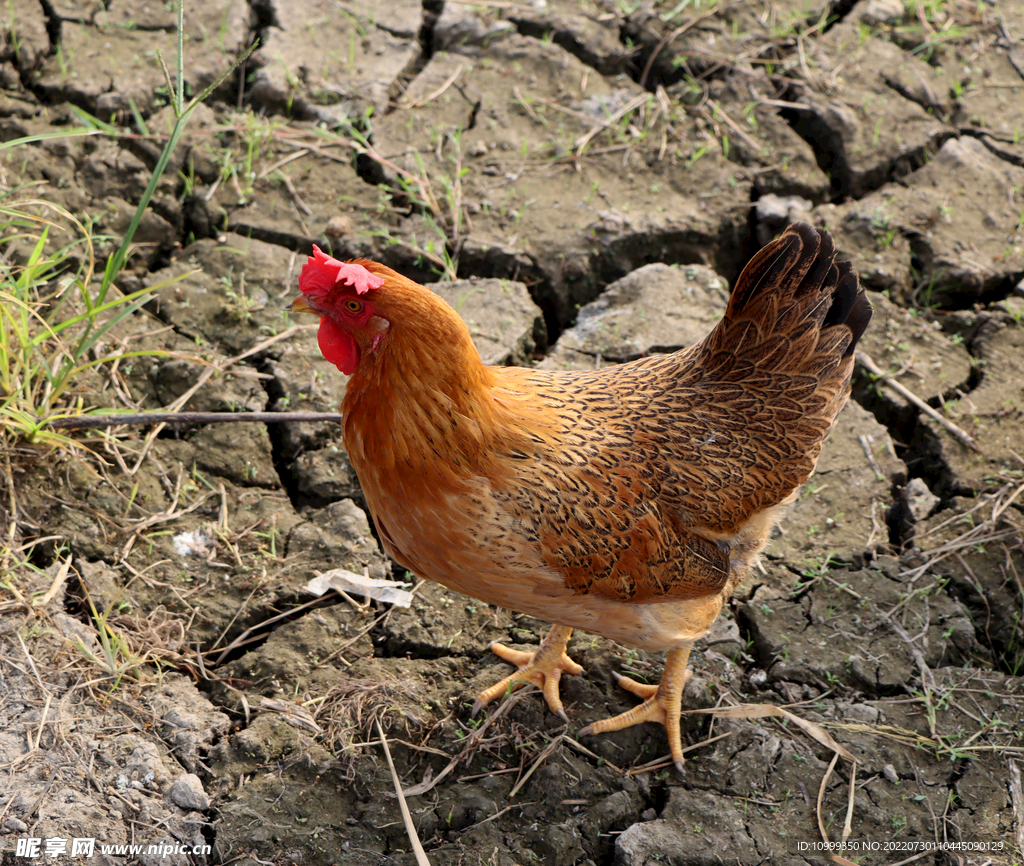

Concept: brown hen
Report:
left=291, top=223, right=871, bottom=768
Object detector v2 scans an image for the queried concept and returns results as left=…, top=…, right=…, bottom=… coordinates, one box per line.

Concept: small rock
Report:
left=325, top=215, right=351, bottom=237
left=535, top=822, right=585, bottom=865
left=157, top=682, right=232, bottom=774
left=836, top=701, right=880, bottom=724
left=291, top=447, right=363, bottom=505
left=577, top=789, right=644, bottom=841
left=287, top=498, right=388, bottom=578
left=52, top=612, right=100, bottom=649
left=433, top=3, right=515, bottom=54
left=860, top=0, right=904, bottom=23
left=703, top=616, right=744, bottom=662
left=883, top=763, right=900, bottom=784
left=168, top=774, right=210, bottom=812
left=617, top=790, right=760, bottom=864
left=5, top=816, right=29, bottom=833
left=755, top=194, right=813, bottom=247
left=125, top=741, right=169, bottom=787
left=705, top=616, right=741, bottom=647
left=997, top=297, right=1024, bottom=320
left=901, top=478, right=940, bottom=523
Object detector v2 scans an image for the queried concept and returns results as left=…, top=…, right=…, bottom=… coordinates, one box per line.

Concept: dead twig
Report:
left=1010, top=761, right=1024, bottom=857
left=816, top=751, right=858, bottom=866
left=376, top=719, right=431, bottom=866
left=574, top=93, right=650, bottom=154
left=864, top=500, right=882, bottom=551
left=637, top=10, right=720, bottom=90
left=625, top=730, right=732, bottom=776
left=702, top=100, right=762, bottom=154
left=279, top=173, right=313, bottom=216
left=899, top=479, right=1024, bottom=581
left=689, top=702, right=855, bottom=762
left=260, top=698, right=323, bottom=735
left=400, top=688, right=538, bottom=798
left=561, top=736, right=623, bottom=774
left=209, top=594, right=341, bottom=666
left=472, top=801, right=540, bottom=829
left=46, top=411, right=343, bottom=431
left=508, top=734, right=564, bottom=799
left=405, top=63, right=464, bottom=108
left=256, top=148, right=310, bottom=180
left=857, top=351, right=982, bottom=453
left=116, top=324, right=311, bottom=476
left=883, top=612, right=938, bottom=739
left=858, top=434, right=883, bottom=478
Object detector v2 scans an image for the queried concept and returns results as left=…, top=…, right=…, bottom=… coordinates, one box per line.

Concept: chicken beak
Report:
left=288, top=295, right=317, bottom=315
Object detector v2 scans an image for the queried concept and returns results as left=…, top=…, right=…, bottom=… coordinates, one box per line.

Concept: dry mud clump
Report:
left=1, top=0, right=1024, bottom=865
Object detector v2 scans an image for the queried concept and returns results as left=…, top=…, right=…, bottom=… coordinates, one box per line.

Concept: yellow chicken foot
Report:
left=472, top=624, right=584, bottom=721
left=580, top=646, right=693, bottom=772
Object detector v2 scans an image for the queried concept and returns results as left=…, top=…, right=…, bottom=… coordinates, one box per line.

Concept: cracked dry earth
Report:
left=2, top=0, right=1024, bottom=864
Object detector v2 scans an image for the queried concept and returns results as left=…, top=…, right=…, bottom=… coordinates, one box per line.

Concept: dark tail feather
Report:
left=725, top=223, right=811, bottom=319
left=729, top=222, right=871, bottom=357
left=834, top=263, right=872, bottom=355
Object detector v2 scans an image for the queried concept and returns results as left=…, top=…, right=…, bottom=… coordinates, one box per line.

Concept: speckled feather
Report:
left=330, top=224, right=871, bottom=652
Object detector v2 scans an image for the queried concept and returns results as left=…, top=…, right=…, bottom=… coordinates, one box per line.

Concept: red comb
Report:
left=298, top=245, right=384, bottom=298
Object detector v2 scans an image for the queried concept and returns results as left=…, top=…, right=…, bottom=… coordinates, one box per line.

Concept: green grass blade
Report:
left=176, top=0, right=185, bottom=111
left=98, top=41, right=256, bottom=303
left=65, top=105, right=118, bottom=134
left=0, top=129, right=100, bottom=152
left=44, top=283, right=163, bottom=341
left=127, top=98, right=150, bottom=136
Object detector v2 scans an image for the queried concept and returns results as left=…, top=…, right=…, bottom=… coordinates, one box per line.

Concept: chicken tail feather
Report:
left=726, top=222, right=870, bottom=359
left=832, top=262, right=872, bottom=355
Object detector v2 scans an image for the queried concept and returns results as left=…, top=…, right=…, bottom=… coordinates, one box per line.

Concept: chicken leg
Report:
left=472, top=624, right=584, bottom=721
left=580, top=646, right=693, bottom=771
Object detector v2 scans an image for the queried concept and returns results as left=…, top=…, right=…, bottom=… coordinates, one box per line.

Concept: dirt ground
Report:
left=2, top=0, right=1024, bottom=864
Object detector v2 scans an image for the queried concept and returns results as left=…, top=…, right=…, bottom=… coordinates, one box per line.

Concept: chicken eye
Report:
left=343, top=299, right=363, bottom=314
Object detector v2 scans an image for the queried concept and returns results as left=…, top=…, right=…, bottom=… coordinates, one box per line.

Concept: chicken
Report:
left=290, top=223, right=871, bottom=769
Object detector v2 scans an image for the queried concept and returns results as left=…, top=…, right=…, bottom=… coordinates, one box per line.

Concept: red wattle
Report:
left=317, top=317, right=358, bottom=375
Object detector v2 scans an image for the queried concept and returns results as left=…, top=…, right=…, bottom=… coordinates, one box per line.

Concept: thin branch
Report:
left=45, top=411, right=342, bottom=430
left=638, top=11, right=719, bottom=90
left=857, top=351, right=982, bottom=453
left=1009, top=761, right=1024, bottom=857
left=376, top=719, right=431, bottom=866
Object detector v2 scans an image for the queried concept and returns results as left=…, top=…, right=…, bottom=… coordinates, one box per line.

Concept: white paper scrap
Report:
left=306, top=569, right=414, bottom=608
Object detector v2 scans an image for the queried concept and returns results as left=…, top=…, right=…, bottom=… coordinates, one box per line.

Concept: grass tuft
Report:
left=0, top=199, right=166, bottom=449
left=0, top=0, right=254, bottom=453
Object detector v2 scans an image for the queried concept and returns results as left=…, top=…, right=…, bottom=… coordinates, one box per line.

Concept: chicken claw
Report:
left=580, top=646, right=693, bottom=772
left=472, top=625, right=583, bottom=721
